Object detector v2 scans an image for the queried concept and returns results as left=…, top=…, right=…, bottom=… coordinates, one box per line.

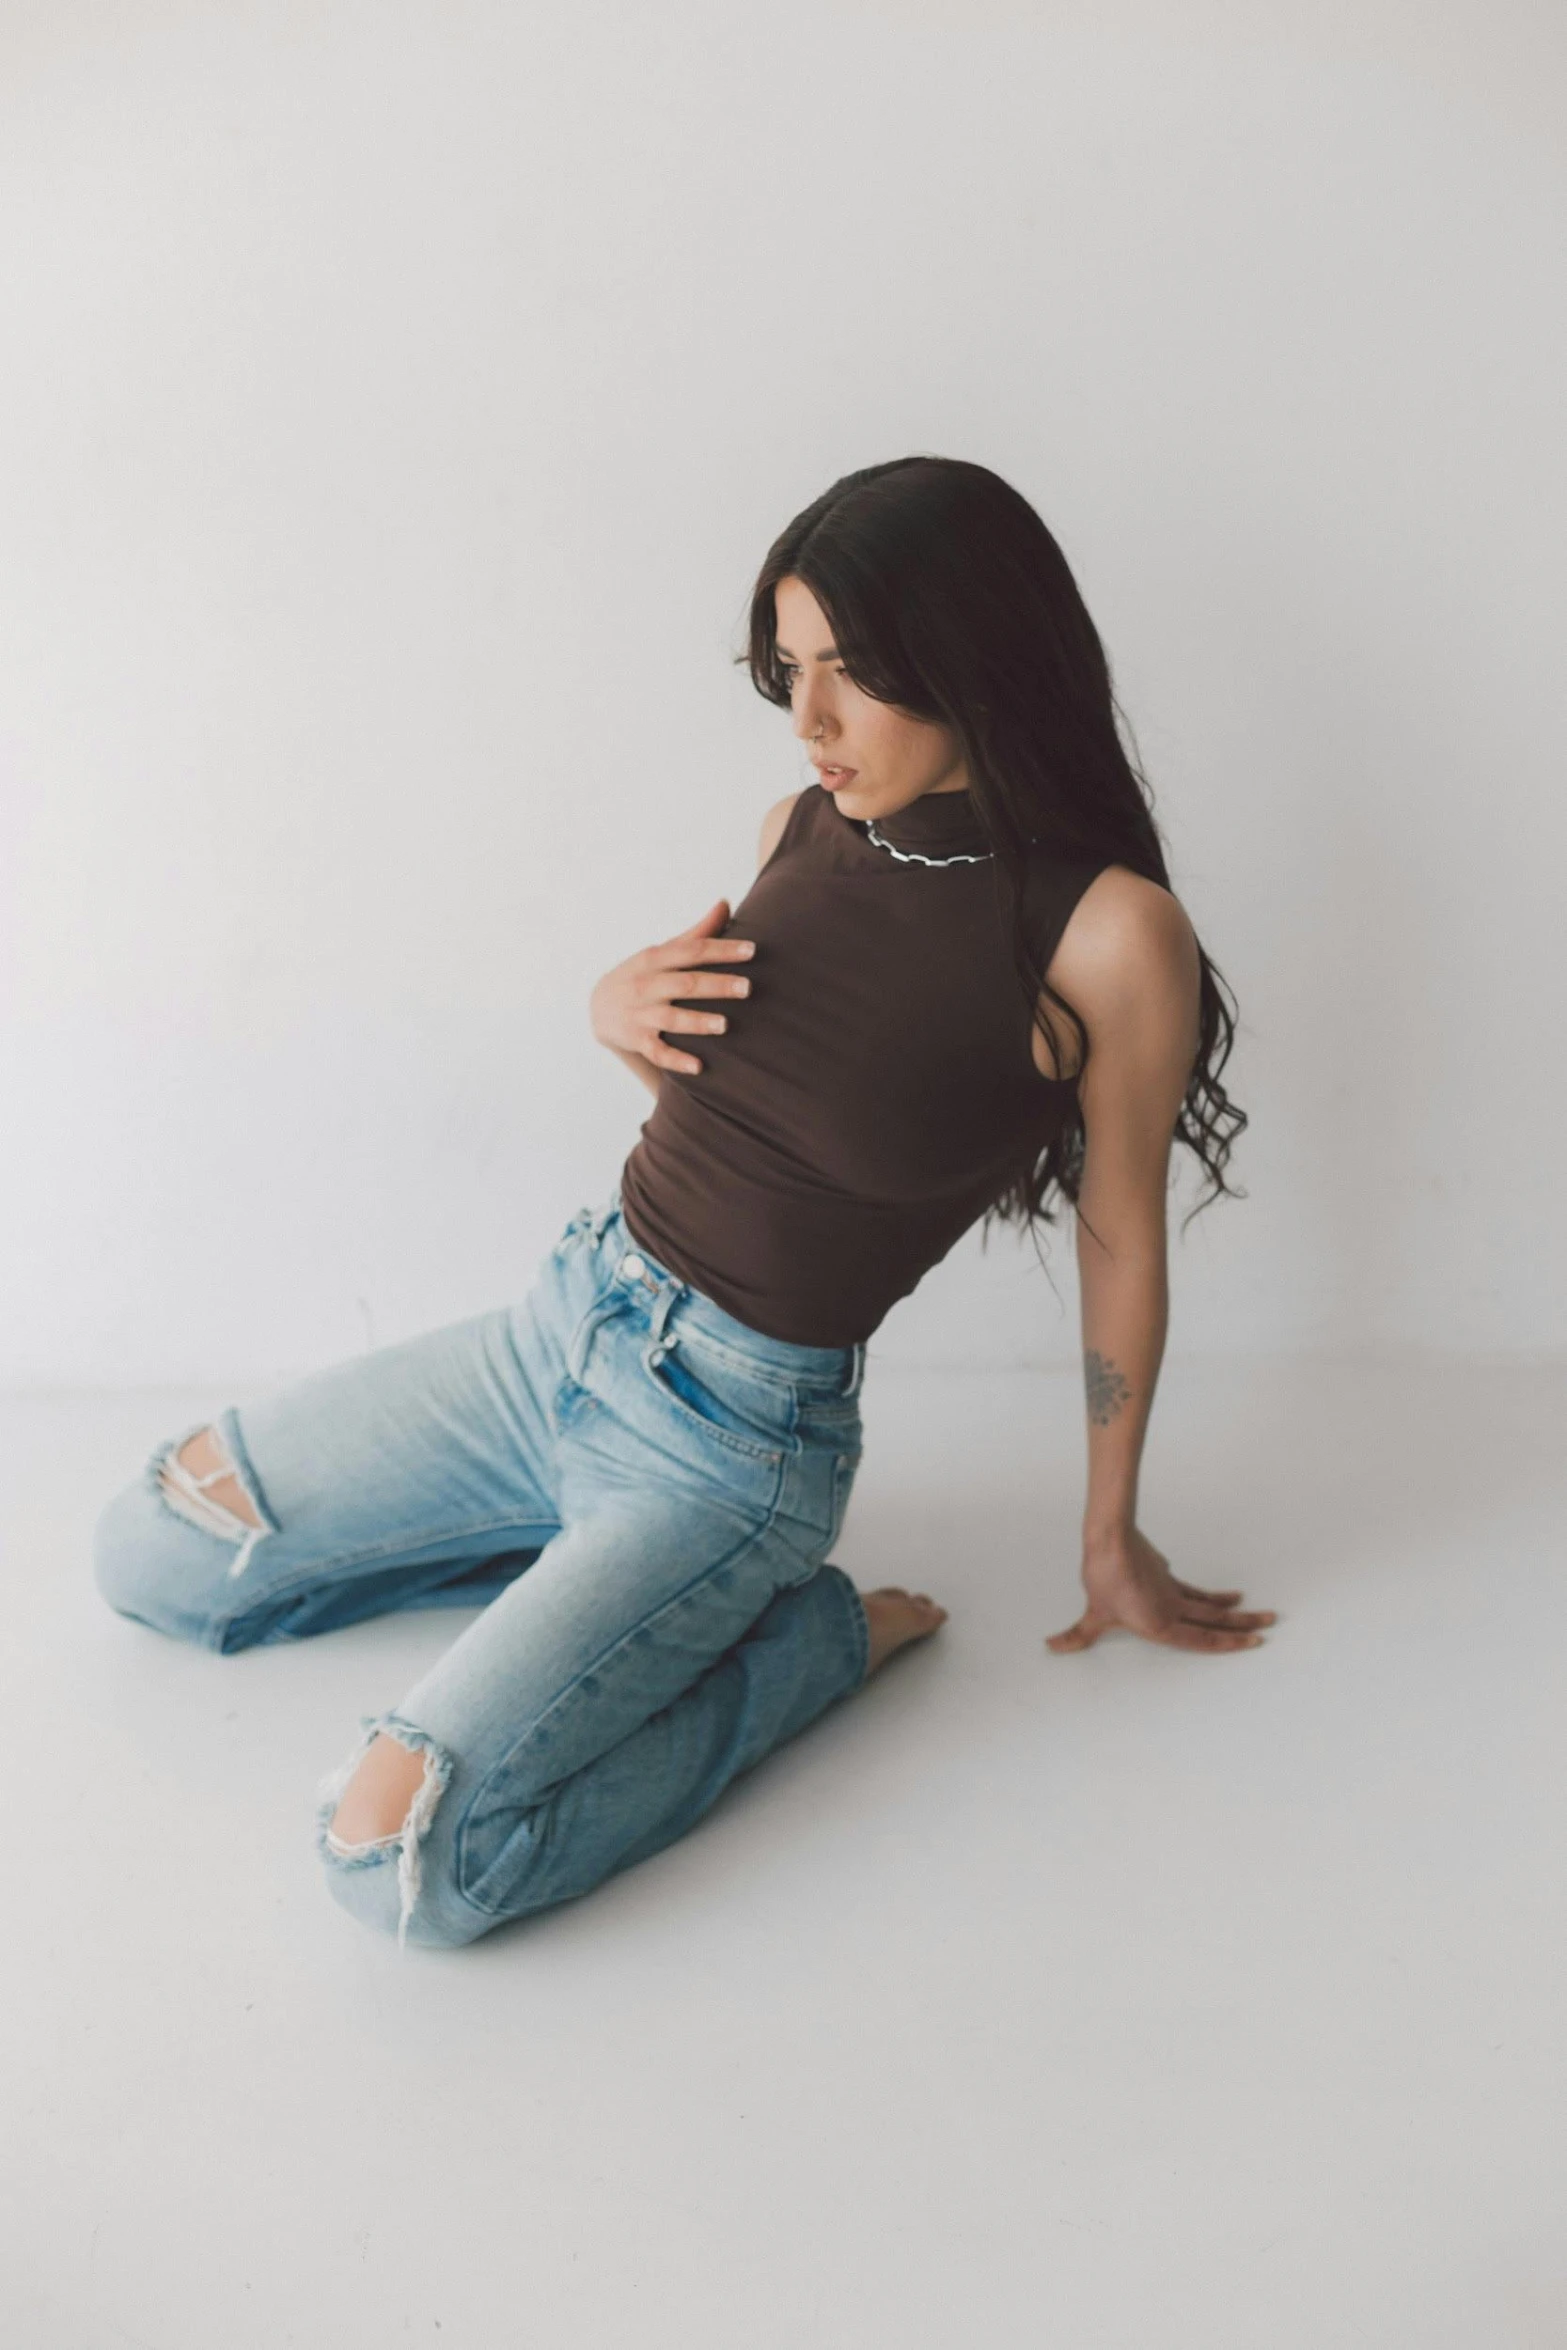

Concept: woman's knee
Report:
left=93, top=1477, right=204, bottom=1644
left=92, top=1423, right=268, bottom=1649
left=92, top=1470, right=163, bottom=1613
left=313, top=1715, right=515, bottom=1953
left=318, top=1848, right=492, bottom=1951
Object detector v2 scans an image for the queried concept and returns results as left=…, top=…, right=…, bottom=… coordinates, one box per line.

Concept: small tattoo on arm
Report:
left=1085, top=1350, right=1132, bottom=1426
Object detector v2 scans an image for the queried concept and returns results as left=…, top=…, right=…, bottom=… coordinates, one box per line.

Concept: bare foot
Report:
left=859, top=1584, right=949, bottom=1675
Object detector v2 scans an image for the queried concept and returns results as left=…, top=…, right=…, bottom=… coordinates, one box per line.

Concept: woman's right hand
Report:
left=589, top=898, right=756, bottom=1078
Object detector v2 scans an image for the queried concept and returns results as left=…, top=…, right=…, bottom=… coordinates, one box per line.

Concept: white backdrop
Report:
left=1, top=0, right=1562, bottom=1388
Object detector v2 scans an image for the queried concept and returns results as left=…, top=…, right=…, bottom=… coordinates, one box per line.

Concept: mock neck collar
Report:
left=845, top=785, right=991, bottom=860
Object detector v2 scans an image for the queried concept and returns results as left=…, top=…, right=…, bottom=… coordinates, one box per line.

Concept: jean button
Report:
left=620, top=1253, right=646, bottom=1281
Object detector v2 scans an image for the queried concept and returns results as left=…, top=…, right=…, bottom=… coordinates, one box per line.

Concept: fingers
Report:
left=655, top=973, right=752, bottom=1011
left=650, top=954, right=755, bottom=1003
left=1159, top=1621, right=1267, bottom=1652
left=646, top=1040, right=705, bottom=1075
left=637, top=936, right=756, bottom=1074
left=1045, top=1610, right=1106, bottom=1652
left=1173, top=1599, right=1278, bottom=1630
left=1049, top=1621, right=1265, bottom=1655
left=672, top=903, right=753, bottom=953
left=1169, top=1577, right=1281, bottom=1631
left=1047, top=1607, right=1274, bottom=1654
left=684, top=898, right=730, bottom=933
left=1171, top=1577, right=1246, bottom=1604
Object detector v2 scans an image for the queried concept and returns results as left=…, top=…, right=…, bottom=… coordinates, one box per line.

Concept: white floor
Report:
left=5, top=1356, right=1564, bottom=2349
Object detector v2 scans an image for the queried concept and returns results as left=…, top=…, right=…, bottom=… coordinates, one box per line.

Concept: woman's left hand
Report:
left=1045, top=1525, right=1277, bottom=1655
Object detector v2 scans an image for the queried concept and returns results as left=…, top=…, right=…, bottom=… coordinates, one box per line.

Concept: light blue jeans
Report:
left=92, top=1190, right=871, bottom=1951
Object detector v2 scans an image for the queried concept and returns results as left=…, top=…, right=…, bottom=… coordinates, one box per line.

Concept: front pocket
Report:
left=642, top=1335, right=789, bottom=1463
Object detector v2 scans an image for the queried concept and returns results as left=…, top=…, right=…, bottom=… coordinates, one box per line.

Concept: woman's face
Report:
left=773, top=574, right=971, bottom=816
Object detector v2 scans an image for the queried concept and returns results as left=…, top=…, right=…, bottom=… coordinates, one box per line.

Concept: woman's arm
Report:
left=1072, top=877, right=1191, bottom=1545
left=1041, top=871, right=1277, bottom=1657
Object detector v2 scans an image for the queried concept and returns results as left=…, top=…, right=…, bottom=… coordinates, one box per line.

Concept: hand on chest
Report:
left=665, top=874, right=1050, bottom=1196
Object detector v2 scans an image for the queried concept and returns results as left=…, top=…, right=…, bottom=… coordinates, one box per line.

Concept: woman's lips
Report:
left=815, top=763, right=858, bottom=789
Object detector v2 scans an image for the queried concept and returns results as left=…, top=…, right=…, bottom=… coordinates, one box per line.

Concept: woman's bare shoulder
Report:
left=756, top=788, right=808, bottom=873
left=1032, top=866, right=1198, bottom=1080
left=1056, top=864, right=1192, bottom=972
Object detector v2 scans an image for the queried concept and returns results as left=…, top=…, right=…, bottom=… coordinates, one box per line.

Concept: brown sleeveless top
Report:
left=617, top=782, right=1108, bottom=1345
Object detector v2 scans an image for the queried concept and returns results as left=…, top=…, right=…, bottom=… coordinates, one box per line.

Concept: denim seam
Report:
left=201, top=1513, right=565, bottom=1649
left=455, top=1514, right=780, bottom=1913
left=828, top=1453, right=859, bottom=1550
left=823, top=1563, right=871, bottom=1689
left=249, top=1511, right=560, bottom=1585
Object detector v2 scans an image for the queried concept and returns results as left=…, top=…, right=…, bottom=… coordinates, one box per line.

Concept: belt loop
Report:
left=844, top=1341, right=866, bottom=1399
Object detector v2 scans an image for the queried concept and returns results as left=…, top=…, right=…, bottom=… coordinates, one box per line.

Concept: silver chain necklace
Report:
left=862, top=818, right=995, bottom=867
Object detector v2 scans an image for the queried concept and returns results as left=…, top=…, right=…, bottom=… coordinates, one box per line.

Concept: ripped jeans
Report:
left=92, top=1191, right=870, bottom=1951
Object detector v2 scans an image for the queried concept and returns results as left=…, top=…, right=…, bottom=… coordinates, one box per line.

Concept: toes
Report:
left=859, top=1585, right=947, bottom=1628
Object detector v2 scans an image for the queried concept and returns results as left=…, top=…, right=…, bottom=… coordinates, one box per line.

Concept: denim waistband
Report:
left=576, top=1191, right=866, bottom=1401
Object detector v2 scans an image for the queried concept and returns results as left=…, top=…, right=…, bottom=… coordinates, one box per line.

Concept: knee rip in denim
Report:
left=315, top=1714, right=454, bottom=1954
left=153, top=1422, right=276, bottom=1579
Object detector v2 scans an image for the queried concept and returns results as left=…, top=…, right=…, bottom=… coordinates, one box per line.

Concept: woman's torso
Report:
left=617, top=781, right=1109, bottom=1345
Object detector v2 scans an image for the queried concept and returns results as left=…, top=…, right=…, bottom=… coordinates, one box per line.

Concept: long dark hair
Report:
left=736, top=454, right=1247, bottom=1252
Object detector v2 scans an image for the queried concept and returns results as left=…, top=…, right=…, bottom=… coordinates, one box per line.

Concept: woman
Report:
left=92, top=455, right=1271, bottom=1953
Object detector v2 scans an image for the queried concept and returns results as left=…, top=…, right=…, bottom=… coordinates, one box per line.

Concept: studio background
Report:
left=2, top=0, right=1562, bottom=1388
left=6, top=13, right=1567, bottom=2350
